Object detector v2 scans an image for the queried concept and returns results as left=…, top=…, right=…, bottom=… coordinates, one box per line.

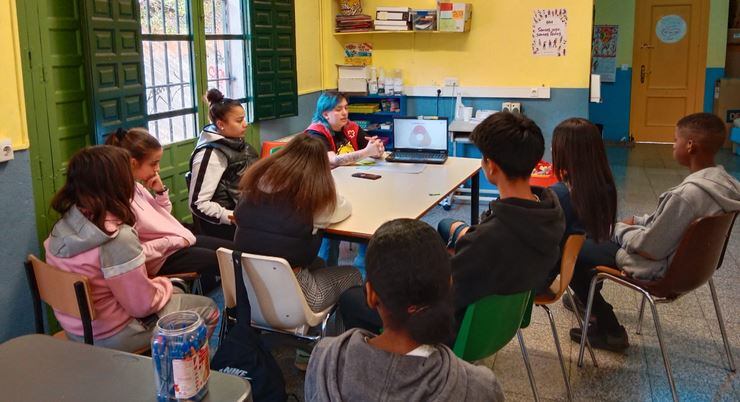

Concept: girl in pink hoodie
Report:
left=106, top=128, right=233, bottom=294
left=44, top=146, right=219, bottom=352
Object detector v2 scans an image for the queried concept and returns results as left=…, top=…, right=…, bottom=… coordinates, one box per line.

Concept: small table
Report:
left=0, top=334, right=252, bottom=402
left=326, top=156, right=481, bottom=242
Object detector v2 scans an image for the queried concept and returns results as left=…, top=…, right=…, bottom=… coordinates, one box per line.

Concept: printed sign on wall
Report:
left=532, top=8, right=568, bottom=57
left=592, top=25, right=619, bottom=82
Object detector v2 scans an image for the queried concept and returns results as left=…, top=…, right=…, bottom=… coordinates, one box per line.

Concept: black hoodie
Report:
left=452, top=186, right=565, bottom=317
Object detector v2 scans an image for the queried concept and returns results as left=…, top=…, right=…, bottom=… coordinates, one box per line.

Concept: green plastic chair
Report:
left=453, top=290, right=540, bottom=401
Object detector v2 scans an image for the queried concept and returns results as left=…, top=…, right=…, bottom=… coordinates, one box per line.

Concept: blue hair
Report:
left=312, top=91, right=347, bottom=128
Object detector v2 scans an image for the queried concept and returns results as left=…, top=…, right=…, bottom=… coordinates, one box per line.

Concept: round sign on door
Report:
left=656, top=15, right=687, bottom=44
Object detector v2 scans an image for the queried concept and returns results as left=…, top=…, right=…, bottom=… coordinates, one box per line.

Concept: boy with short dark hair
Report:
left=439, top=111, right=566, bottom=320
left=338, top=112, right=566, bottom=334
left=567, top=112, right=740, bottom=351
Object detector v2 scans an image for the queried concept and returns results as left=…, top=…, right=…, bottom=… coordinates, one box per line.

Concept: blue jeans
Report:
left=570, top=239, right=622, bottom=333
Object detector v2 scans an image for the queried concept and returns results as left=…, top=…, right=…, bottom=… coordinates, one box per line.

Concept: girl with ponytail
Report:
left=305, top=219, right=503, bottom=402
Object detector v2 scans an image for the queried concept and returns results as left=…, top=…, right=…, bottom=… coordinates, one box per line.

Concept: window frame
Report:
left=139, top=0, right=254, bottom=145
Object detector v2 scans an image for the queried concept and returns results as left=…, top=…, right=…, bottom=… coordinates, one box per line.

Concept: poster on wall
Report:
left=344, top=43, right=373, bottom=66
left=532, top=8, right=568, bottom=57
left=591, top=25, right=619, bottom=83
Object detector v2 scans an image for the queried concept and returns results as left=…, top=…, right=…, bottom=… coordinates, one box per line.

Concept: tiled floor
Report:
left=217, top=144, right=740, bottom=401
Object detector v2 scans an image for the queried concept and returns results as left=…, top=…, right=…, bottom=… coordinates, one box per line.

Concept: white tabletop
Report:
left=327, top=156, right=481, bottom=239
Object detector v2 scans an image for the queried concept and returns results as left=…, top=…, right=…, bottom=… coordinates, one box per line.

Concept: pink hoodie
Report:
left=45, top=207, right=173, bottom=339
left=132, top=182, right=196, bottom=276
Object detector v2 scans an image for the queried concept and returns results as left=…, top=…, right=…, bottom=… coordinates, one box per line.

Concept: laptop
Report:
left=386, top=116, right=448, bottom=164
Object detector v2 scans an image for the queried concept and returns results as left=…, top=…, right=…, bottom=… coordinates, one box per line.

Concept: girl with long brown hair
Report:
left=44, top=146, right=219, bottom=352
left=106, top=127, right=233, bottom=294
left=234, top=134, right=362, bottom=313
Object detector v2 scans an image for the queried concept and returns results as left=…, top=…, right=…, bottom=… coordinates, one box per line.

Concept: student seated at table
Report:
left=567, top=112, right=740, bottom=351
left=305, top=91, right=385, bottom=167
left=106, top=127, right=233, bottom=294
left=438, top=111, right=565, bottom=322
left=338, top=112, right=565, bottom=334
left=233, top=134, right=362, bottom=313
left=539, top=118, right=617, bottom=289
left=188, top=88, right=259, bottom=241
left=44, top=146, right=219, bottom=353
left=305, top=91, right=384, bottom=272
left=305, top=219, right=504, bottom=402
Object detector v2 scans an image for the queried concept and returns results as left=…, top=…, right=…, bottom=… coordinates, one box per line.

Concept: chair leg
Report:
left=567, top=287, right=598, bottom=367
left=192, top=278, right=203, bottom=295
left=636, top=295, right=646, bottom=335
left=708, top=279, right=736, bottom=372
left=646, top=293, right=679, bottom=402
left=577, top=276, right=602, bottom=367
left=517, top=329, right=540, bottom=402
left=542, top=305, right=573, bottom=401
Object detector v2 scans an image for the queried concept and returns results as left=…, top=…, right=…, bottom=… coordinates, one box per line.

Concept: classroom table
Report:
left=325, top=156, right=481, bottom=242
left=0, top=334, right=252, bottom=402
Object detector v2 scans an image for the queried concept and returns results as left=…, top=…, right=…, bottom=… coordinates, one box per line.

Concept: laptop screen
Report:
left=393, top=117, right=448, bottom=151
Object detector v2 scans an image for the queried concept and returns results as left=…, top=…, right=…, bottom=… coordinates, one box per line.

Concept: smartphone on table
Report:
left=351, top=172, right=381, bottom=180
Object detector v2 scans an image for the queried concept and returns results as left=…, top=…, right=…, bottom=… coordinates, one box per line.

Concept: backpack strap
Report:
left=231, top=250, right=253, bottom=324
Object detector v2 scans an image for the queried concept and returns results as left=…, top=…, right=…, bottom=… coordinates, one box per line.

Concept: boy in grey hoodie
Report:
left=305, top=219, right=503, bottom=402
left=568, top=113, right=740, bottom=352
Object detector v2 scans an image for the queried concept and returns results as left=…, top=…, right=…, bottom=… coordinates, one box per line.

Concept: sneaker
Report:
left=569, top=325, right=629, bottom=352
left=294, top=349, right=311, bottom=371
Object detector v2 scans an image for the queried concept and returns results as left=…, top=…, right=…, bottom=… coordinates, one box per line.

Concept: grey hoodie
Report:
left=614, top=166, right=740, bottom=279
left=305, top=328, right=504, bottom=402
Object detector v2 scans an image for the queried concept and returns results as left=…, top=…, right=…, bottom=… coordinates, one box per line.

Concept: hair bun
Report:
left=206, top=88, right=225, bottom=105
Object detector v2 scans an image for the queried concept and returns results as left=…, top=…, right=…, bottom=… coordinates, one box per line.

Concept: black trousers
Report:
left=338, top=286, right=382, bottom=334
left=570, top=239, right=623, bottom=333
left=158, top=235, right=234, bottom=294
left=195, top=216, right=236, bottom=242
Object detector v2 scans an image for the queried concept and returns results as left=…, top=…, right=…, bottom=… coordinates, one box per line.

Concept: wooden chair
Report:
left=25, top=255, right=151, bottom=354
left=216, top=247, right=335, bottom=342
left=576, top=212, right=738, bottom=402
left=533, top=234, right=594, bottom=401
left=25, top=254, right=95, bottom=344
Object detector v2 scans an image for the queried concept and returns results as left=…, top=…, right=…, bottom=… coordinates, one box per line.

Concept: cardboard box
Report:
left=337, top=65, right=368, bottom=94
left=713, top=78, right=740, bottom=147
left=437, top=3, right=471, bottom=32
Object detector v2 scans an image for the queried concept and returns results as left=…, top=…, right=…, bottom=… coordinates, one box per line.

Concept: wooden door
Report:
left=630, top=0, right=709, bottom=142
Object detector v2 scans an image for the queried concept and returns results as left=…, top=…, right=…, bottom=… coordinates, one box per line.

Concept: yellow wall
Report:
left=296, top=0, right=324, bottom=94
left=321, top=0, right=594, bottom=89
left=707, top=0, right=729, bottom=68
left=0, top=0, right=28, bottom=149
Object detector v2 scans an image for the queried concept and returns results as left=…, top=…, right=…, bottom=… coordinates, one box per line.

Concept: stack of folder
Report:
left=336, top=14, right=374, bottom=33
left=347, top=103, right=381, bottom=114
left=374, top=6, right=411, bottom=31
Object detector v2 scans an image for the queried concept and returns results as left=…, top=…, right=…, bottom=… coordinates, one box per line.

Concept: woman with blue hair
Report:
left=305, top=91, right=384, bottom=167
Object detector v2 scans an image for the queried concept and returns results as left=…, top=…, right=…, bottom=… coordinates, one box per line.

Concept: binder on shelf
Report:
left=376, top=6, right=411, bottom=13
left=376, top=11, right=410, bottom=21
left=375, top=20, right=411, bottom=27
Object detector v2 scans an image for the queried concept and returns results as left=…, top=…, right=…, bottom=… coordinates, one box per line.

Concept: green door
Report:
left=249, top=0, right=298, bottom=121
left=81, top=0, right=147, bottom=143
left=19, top=0, right=93, bottom=239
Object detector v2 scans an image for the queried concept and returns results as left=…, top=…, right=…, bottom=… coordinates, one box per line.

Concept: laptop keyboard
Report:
left=392, top=152, right=445, bottom=161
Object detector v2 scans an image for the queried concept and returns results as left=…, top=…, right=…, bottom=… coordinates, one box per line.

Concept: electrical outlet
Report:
left=444, top=77, right=459, bottom=87
left=529, top=87, right=539, bottom=97
left=0, top=138, right=13, bottom=163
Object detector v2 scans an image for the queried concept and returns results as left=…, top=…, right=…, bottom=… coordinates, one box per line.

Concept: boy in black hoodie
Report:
left=439, top=111, right=565, bottom=321
left=338, top=112, right=565, bottom=333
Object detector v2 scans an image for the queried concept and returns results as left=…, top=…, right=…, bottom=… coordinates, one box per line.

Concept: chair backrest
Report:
left=642, top=211, right=737, bottom=299
left=453, top=290, right=533, bottom=362
left=260, top=141, right=285, bottom=159
left=216, top=248, right=319, bottom=332
left=27, top=255, right=95, bottom=320
left=25, top=255, right=96, bottom=344
left=551, top=234, right=586, bottom=298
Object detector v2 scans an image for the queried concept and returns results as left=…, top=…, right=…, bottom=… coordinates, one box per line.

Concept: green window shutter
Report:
left=249, top=0, right=298, bottom=121
left=82, top=0, right=147, bottom=143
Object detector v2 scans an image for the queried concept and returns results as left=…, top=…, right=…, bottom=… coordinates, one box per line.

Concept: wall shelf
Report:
left=334, top=30, right=463, bottom=36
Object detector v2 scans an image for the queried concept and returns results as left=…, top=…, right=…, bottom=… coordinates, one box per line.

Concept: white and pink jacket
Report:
left=44, top=206, right=173, bottom=340
left=132, top=182, right=196, bottom=276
